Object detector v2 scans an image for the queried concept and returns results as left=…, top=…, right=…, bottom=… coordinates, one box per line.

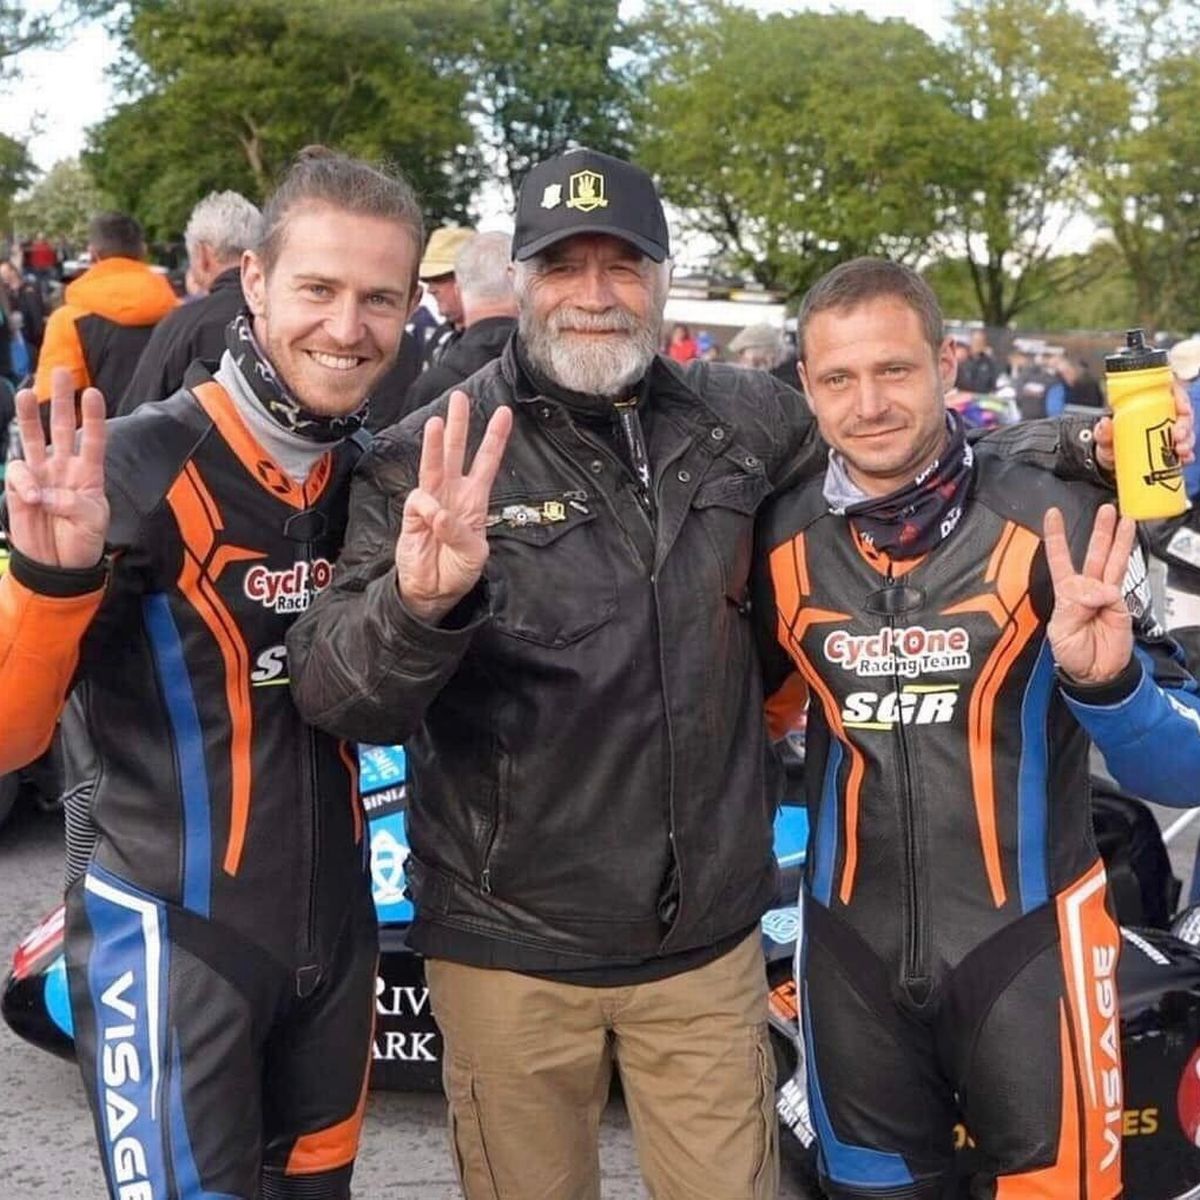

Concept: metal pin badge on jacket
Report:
left=485, top=502, right=569, bottom=529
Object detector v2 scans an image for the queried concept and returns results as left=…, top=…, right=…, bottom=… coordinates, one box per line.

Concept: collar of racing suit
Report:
left=224, top=309, right=369, bottom=444
left=822, top=410, right=974, bottom=560
left=214, top=349, right=336, bottom=486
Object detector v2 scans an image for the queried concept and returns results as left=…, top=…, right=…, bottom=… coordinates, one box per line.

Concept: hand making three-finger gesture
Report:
left=6, top=367, right=109, bottom=570
left=1044, top=503, right=1138, bottom=686
left=395, top=390, right=513, bottom=624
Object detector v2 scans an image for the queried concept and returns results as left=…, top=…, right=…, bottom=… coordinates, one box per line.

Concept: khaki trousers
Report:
left=425, top=933, right=777, bottom=1200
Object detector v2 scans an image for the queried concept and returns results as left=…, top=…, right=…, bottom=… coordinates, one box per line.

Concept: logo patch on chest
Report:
left=243, top=559, right=334, bottom=613
left=824, top=625, right=971, bottom=678
left=841, top=686, right=960, bottom=729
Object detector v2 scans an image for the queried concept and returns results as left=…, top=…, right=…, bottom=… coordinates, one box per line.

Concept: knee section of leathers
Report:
left=259, top=1164, right=353, bottom=1200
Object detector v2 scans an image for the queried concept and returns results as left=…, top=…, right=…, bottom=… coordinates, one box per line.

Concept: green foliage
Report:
left=0, top=131, right=33, bottom=236
left=930, top=245, right=1139, bottom=332
left=633, top=1, right=958, bottom=301
left=0, top=1, right=116, bottom=91
left=937, top=0, right=1129, bottom=326
left=0, top=131, right=33, bottom=198
left=0, top=1, right=109, bottom=82
left=85, top=0, right=480, bottom=242
left=471, top=0, right=633, bottom=201
left=49, top=0, right=1200, bottom=332
left=1090, top=1, right=1200, bottom=333
left=11, top=158, right=111, bottom=243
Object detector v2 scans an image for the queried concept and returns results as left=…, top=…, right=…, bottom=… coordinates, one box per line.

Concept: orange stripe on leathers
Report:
left=192, top=380, right=333, bottom=510
left=995, top=1003, right=1082, bottom=1199
left=942, top=522, right=1041, bottom=907
left=1053, top=861, right=1123, bottom=1199
left=166, top=468, right=256, bottom=876
left=285, top=980, right=375, bottom=1174
left=768, top=534, right=863, bottom=902
left=0, top=573, right=103, bottom=772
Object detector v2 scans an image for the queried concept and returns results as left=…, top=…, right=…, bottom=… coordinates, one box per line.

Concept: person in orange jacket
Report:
left=34, top=211, right=177, bottom=415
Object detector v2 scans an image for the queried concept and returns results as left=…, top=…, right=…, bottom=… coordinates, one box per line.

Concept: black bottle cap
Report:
left=1105, top=328, right=1168, bottom=373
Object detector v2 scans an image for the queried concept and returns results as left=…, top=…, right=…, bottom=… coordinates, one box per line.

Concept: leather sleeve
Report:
left=287, top=403, right=491, bottom=745
left=0, top=566, right=104, bottom=772
left=972, top=414, right=1104, bottom=485
left=751, top=510, right=810, bottom=741
left=117, top=316, right=183, bottom=414
left=1059, top=515, right=1200, bottom=806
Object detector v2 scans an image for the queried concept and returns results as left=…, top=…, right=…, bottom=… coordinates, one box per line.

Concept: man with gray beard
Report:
left=287, top=148, right=1114, bottom=1200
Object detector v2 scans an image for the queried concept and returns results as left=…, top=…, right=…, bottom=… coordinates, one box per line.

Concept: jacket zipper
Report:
left=480, top=752, right=503, bottom=894
left=885, top=562, right=930, bottom=1002
left=296, top=542, right=322, bottom=996
left=520, top=418, right=677, bottom=924
left=547, top=423, right=655, bottom=558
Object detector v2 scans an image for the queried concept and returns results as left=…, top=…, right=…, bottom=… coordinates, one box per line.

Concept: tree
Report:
left=0, top=131, right=34, bottom=235
left=935, top=0, right=1128, bottom=326
left=1089, top=0, right=1200, bottom=333
left=928, top=244, right=1140, bottom=332
left=0, top=1, right=115, bottom=85
left=471, top=0, right=633, bottom=202
left=84, top=0, right=480, bottom=241
left=11, top=158, right=110, bottom=244
left=632, top=2, right=958, bottom=300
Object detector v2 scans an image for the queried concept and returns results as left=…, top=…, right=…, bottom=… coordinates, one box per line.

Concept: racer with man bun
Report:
left=0, top=148, right=437, bottom=1200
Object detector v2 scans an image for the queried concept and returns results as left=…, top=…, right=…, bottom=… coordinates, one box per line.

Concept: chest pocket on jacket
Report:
left=690, top=460, right=772, bottom=597
left=485, top=501, right=616, bottom=647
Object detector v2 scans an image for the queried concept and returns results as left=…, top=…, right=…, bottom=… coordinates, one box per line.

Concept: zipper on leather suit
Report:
left=884, top=563, right=932, bottom=1006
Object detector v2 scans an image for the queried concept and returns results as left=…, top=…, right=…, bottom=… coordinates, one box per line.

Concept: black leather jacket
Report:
left=288, top=339, right=1102, bottom=971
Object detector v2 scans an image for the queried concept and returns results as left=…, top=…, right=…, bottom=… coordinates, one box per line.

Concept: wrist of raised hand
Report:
left=9, top=547, right=108, bottom=596
left=395, top=579, right=461, bottom=627
left=1056, top=655, right=1141, bottom=705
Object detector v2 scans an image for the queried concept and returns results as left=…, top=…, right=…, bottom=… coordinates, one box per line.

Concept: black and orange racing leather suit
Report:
left=0, top=366, right=374, bottom=1200
left=756, top=449, right=1200, bottom=1199
left=34, top=256, right=178, bottom=413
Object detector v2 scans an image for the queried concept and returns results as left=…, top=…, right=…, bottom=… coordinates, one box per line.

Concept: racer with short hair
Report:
left=0, top=148, right=440, bottom=1200
left=756, top=257, right=1200, bottom=1199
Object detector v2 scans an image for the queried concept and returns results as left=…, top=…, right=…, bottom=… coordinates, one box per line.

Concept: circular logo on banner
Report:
left=370, top=830, right=409, bottom=906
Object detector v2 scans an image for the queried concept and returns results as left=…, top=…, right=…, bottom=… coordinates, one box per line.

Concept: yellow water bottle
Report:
left=1103, top=329, right=1188, bottom=519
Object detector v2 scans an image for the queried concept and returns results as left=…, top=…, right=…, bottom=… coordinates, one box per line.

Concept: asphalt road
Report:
left=0, top=797, right=812, bottom=1199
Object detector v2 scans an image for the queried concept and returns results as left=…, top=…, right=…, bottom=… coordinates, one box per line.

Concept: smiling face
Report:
left=799, top=295, right=957, bottom=497
left=241, top=203, right=418, bottom=416
left=515, top=232, right=665, bottom=398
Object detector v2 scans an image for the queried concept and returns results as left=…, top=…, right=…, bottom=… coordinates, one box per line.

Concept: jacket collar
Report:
left=209, top=266, right=243, bottom=293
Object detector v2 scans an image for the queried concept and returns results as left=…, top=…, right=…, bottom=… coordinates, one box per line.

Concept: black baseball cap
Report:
left=512, top=148, right=670, bottom=263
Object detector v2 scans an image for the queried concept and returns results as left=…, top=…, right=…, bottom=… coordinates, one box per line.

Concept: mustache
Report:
left=549, top=306, right=640, bottom=334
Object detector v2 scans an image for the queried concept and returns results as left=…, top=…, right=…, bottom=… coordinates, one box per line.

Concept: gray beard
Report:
left=520, top=305, right=659, bottom=400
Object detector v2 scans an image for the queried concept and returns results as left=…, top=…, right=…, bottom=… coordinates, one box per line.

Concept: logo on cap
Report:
left=566, top=170, right=608, bottom=213
left=540, top=184, right=562, bottom=210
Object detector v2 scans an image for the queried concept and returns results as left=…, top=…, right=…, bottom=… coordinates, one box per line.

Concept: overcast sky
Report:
left=2, top=0, right=951, bottom=173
